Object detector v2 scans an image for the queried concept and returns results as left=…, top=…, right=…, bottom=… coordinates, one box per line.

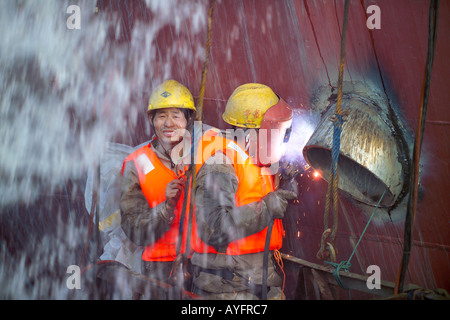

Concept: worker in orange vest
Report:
left=190, top=83, right=297, bottom=299
left=120, top=80, right=195, bottom=295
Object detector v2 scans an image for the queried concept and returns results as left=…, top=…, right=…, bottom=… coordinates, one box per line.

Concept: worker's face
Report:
left=150, top=108, right=188, bottom=149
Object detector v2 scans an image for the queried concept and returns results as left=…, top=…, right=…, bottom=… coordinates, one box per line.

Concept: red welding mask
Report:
left=256, top=98, right=293, bottom=167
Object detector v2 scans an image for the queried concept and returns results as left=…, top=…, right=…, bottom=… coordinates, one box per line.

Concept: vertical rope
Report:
left=317, top=0, right=349, bottom=261
left=195, top=0, right=216, bottom=122
left=186, top=0, right=216, bottom=244
left=171, top=0, right=216, bottom=292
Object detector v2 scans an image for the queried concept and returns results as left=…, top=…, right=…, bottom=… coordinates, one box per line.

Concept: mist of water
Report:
left=0, top=0, right=206, bottom=206
left=0, top=0, right=206, bottom=299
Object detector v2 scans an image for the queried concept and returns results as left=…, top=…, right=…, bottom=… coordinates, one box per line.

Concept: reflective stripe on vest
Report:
left=122, top=145, right=191, bottom=262
left=191, top=129, right=283, bottom=255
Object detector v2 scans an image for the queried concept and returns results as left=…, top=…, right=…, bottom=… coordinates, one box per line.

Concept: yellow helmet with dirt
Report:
left=147, top=80, right=196, bottom=112
left=222, top=83, right=279, bottom=128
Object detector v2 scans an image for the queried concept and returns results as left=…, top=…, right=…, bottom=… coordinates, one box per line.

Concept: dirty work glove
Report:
left=262, top=189, right=297, bottom=219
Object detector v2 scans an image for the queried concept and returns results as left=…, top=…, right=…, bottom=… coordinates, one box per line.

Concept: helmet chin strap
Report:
left=244, top=130, right=251, bottom=152
left=151, top=139, right=175, bottom=169
left=241, top=128, right=258, bottom=161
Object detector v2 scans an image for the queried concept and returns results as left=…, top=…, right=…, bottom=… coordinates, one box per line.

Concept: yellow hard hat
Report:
left=147, top=80, right=196, bottom=112
left=222, top=83, right=279, bottom=128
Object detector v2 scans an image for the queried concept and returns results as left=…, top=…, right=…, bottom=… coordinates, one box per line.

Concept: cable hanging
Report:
left=395, top=0, right=440, bottom=294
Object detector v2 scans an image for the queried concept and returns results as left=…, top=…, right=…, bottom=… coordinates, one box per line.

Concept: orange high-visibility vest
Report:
left=191, top=129, right=283, bottom=255
left=122, top=144, right=191, bottom=262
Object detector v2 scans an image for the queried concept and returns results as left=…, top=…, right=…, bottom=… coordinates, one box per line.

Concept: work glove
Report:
left=262, top=189, right=297, bottom=219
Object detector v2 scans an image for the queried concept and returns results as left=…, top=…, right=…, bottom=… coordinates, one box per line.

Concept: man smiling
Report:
left=119, top=80, right=195, bottom=297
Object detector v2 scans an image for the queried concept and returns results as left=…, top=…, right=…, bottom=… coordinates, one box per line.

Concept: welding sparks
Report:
left=313, top=170, right=321, bottom=179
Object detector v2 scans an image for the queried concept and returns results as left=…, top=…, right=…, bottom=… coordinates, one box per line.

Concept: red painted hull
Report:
left=156, top=0, right=450, bottom=294
left=1, top=0, right=448, bottom=299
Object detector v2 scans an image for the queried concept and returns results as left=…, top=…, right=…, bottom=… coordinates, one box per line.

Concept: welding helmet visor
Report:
left=257, top=98, right=293, bottom=166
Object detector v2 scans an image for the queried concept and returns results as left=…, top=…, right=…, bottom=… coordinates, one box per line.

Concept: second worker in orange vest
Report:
left=190, top=83, right=297, bottom=299
left=120, top=80, right=196, bottom=297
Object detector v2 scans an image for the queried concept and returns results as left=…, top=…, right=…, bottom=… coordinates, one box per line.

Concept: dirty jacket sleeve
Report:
left=194, top=152, right=272, bottom=252
left=120, top=160, right=174, bottom=246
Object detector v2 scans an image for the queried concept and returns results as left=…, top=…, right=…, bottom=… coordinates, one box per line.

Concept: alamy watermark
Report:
left=65, top=263, right=381, bottom=290
left=66, top=5, right=81, bottom=30
left=66, top=265, right=81, bottom=290
left=66, top=4, right=380, bottom=31
left=366, top=5, right=381, bottom=30
left=366, top=264, right=381, bottom=290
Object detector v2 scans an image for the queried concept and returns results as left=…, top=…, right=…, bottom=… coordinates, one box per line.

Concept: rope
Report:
left=395, top=0, right=440, bottom=294
left=325, top=188, right=387, bottom=294
left=274, top=249, right=286, bottom=297
left=262, top=219, right=274, bottom=300
left=195, top=0, right=216, bottom=121
left=176, top=0, right=215, bottom=252
left=171, top=0, right=216, bottom=291
left=185, top=0, right=216, bottom=247
left=316, top=0, right=349, bottom=261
